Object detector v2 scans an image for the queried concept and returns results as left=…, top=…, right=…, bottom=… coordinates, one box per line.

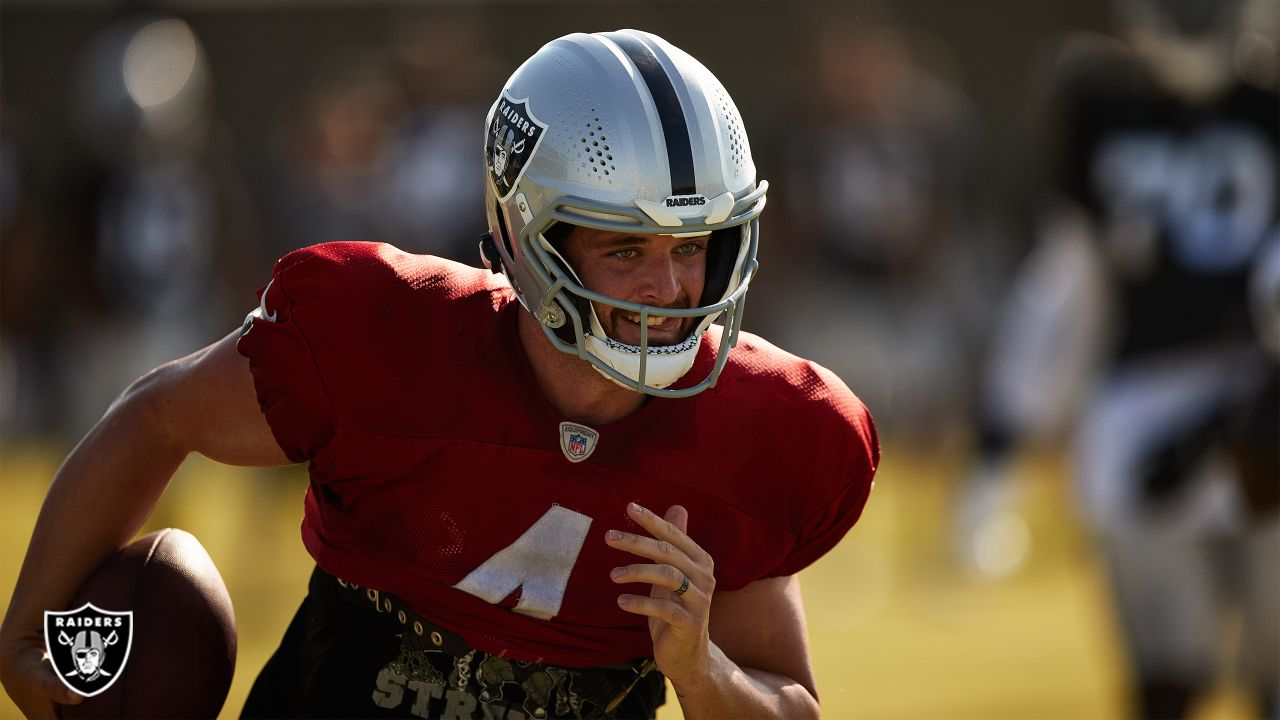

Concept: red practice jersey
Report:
left=237, top=241, right=879, bottom=668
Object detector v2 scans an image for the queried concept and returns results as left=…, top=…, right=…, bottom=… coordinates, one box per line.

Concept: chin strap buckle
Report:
left=536, top=303, right=566, bottom=328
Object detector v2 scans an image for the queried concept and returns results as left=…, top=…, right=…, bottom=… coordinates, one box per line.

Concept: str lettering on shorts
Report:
left=370, top=649, right=593, bottom=720
left=374, top=669, right=500, bottom=720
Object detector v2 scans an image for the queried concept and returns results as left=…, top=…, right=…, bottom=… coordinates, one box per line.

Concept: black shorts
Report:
left=241, top=567, right=665, bottom=719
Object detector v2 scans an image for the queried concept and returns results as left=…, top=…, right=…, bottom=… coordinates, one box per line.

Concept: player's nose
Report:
left=635, top=254, right=682, bottom=306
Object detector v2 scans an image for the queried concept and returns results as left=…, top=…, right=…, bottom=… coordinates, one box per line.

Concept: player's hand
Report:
left=606, top=502, right=715, bottom=685
left=0, top=636, right=85, bottom=718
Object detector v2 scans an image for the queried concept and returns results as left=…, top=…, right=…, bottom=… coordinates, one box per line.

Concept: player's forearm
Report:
left=670, top=642, right=821, bottom=720
left=0, top=375, right=187, bottom=653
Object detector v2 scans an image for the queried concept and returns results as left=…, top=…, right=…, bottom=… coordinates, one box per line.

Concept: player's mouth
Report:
left=614, top=310, right=686, bottom=345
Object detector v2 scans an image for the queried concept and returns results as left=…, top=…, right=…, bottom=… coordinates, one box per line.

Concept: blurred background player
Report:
left=956, top=0, right=1280, bottom=717
left=769, top=7, right=990, bottom=442
left=59, top=11, right=258, bottom=439
left=266, top=14, right=492, bottom=264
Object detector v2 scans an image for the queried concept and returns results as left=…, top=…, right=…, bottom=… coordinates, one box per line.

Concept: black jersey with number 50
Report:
left=1047, top=42, right=1279, bottom=360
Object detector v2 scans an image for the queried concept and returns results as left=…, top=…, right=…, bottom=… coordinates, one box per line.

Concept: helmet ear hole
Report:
left=493, top=200, right=516, bottom=259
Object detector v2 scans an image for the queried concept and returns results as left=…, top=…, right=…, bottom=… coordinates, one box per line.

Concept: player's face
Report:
left=559, top=226, right=708, bottom=346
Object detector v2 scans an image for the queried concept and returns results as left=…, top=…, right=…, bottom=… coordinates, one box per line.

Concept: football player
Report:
left=956, top=1, right=1279, bottom=717
left=0, top=30, right=878, bottom=719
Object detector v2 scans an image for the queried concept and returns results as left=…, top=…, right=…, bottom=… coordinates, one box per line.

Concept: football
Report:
left=56, top=528, right=236, bottom=719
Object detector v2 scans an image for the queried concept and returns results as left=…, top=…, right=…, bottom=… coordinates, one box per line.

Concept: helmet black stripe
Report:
left=603, top=32, right=697, bottom=197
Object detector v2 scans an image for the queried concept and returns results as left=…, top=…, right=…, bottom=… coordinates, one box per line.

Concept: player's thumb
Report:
left=663, top=505, right=689, bottom=534
left=47, top=678, right=86, bottom=707
left=5, top=651, right=82, bottom=719
left=32, top=653, right=84, bottom=707
left=38, top=666, right=84, bottom=707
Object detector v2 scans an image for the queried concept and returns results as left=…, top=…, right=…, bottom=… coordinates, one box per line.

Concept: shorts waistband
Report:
left=319, top=567, right=476, bottom=657
left=312, top=567, right=661, bottom=718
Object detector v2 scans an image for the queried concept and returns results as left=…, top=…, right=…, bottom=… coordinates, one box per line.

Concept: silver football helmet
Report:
left=481, top=29, right=767, bottom=397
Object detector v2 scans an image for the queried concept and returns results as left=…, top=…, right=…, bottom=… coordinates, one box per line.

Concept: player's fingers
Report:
left=6, top=648, right=83, bottom=717
left=610, top=563, right=707, bottom=604
left=32, top=651, right=84, bottom=706
left=12, top=695, right=58, bottom=720
left=624, top=503, right=712, bottom=567
left=663, top=504, right=689, bottom=534
left=605, top=529, right=706, bottom=586
left=46, top=682, right=85, bottom=707
left=46, top=678, right=85, bottom=706
left=616, top=593, right=698, bottom=628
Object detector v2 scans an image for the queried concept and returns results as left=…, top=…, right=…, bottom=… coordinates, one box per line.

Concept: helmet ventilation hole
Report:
left=573, top=109, right=616, bottom=182
left=712, top=85, right=746, bottom=171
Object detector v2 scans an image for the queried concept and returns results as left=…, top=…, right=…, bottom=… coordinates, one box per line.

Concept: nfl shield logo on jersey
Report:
left=559, top=422, right=600, bottom=463
left=44, top=604, right=134, bottom=697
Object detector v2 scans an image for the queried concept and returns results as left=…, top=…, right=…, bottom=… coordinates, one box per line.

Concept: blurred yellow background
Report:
left=0, top=443, right=1257, bottom=719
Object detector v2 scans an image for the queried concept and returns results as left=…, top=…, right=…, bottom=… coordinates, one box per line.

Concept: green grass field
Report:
left=0, top=444, right=1256, bottom=719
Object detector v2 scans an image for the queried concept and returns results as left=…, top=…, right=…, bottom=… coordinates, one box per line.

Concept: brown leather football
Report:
left=57, top=528, right=236, bottom=719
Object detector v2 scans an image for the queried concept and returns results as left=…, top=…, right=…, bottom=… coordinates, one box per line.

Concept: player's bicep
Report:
left=137, top=330, right=292, bottom=467
left=709, top=575, right=817, bottom=698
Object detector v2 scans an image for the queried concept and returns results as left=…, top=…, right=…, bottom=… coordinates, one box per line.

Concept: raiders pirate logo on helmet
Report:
left=486, top=93, right=548, bottom=200
left=44, top=603, right=134, bottom=697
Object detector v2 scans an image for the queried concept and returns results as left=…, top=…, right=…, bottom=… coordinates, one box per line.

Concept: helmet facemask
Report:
left=495, top=188, right=763, bottom=397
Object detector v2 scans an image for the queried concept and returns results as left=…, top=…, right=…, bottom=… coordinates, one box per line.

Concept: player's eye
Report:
left=675, top=242, right=706, bottom=256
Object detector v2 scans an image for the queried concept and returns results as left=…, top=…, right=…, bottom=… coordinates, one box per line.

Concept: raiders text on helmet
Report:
left=482, top=29, right=767, bottom=397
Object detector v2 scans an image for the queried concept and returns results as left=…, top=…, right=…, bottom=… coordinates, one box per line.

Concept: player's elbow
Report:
left=105, top=361, right=192, bottom=458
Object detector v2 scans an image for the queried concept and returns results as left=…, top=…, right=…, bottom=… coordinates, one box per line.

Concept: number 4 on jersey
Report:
left=452, top=505, right=591, bottom=620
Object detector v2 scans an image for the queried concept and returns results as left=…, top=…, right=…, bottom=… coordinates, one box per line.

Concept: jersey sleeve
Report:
left=768, top=363, right=881, bottom=578
left=236, top=247, right=338, bottom=464
left=769, top=466, right=876, bottom=578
